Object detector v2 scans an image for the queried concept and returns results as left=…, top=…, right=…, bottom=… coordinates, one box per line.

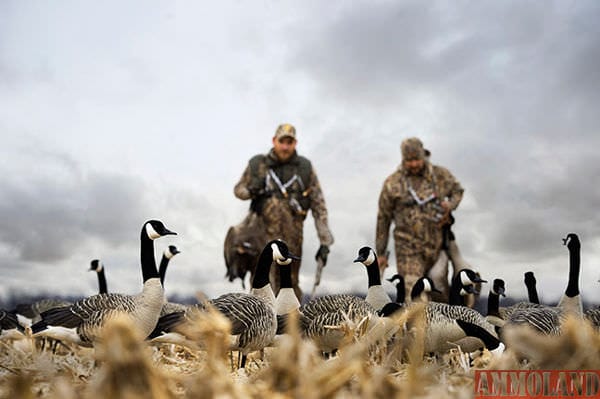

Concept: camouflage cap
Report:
left=275, top=123, right=296, bottom=140
left=401, top=137, right=425, bottom=160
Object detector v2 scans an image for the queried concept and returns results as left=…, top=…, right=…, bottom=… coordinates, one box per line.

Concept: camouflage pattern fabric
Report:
left=234, top=149, right=333, bottom=299
left=376, top=161, right=463, bottom=292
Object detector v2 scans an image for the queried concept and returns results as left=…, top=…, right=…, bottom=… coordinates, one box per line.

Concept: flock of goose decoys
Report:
left=0, top=221, right=598, bottom=369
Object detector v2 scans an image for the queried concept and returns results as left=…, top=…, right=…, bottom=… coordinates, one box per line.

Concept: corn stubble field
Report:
left=2, top=306, right=600, bottom=399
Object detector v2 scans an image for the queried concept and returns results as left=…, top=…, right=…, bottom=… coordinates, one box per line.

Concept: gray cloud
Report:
left=1, top=1, right=600, bottom=306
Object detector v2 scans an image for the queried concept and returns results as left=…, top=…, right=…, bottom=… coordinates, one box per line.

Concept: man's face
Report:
left=403, top=158, right=425, bottom=175
left=272, top=136, right=297, bottom=162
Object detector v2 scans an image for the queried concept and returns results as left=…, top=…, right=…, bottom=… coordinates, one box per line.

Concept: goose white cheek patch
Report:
left=146, top=223, right=161, bottom=240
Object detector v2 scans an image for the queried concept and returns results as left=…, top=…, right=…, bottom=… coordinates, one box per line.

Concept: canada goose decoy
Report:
left=503, top=234, right=583, bottom=335
left=353, top=247, right=392, bottom=311
left=489, top=277, right=545, bottom=324
left=151, top=239, right=298, bottom=369
left=31, top=220, right=176, bottom=346
left=380, top=269, right=502, bottom=355
left=297, top=247, right=397, bottom=356
left=90, top=259, right=108, bottom=294
left=449, top=269, right=487, bottom=306
left=299, top=294, right=377, bottom=356
left=159, top=245, right=181, bottom=285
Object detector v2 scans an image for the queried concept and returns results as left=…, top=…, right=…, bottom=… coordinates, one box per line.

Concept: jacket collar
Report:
left=267, top=148, right=299, bottom=167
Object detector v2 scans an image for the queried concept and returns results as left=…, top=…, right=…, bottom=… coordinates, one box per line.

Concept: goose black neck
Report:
left=97, top=269, right=108, bottom=294
left=565, top=243, right=581, bottom=297
left=395, top=281, right=406, bottom=304
left=487, top=291, right=500, bottom=317
left=449, top=276, right=465, bottom=306
left=525, top=281, right=540, bottom=304
left=279, top=264, right=293, bottom=289
left=141, top=233, right=159, bottom=282
left=159, top=255, right=169, bottom=285
left=366, top=262, right=382, bottom=287
left=252, top=246, right=273, bottom=289
left=410, top=282, right=425, bottom=301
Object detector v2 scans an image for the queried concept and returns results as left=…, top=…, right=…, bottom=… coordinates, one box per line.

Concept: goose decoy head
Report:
left=421, top=277, right=442, bottom=294
left=144, top=220, right=177, bottom=240
left=492, top=279, right=506, bottom=296
left=458, top=269, right=487, bottom=285
left=353, top=246, right=377, bottom=266
left=386, top=274, right=404, bottom=283
left=562, top=233, right=580, bottom=250
left=89, top=259, right=102, bottom=272
left=165, top=245, right=181, bottom=259
left=411, top=277, right=441, bottom=298
left=269, top=239, right=300, bottom=265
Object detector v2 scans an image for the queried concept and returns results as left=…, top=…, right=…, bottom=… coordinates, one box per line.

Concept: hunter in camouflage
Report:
left=234, top=123, right=334, bottom=299
left=375, top=137, right=463, bottom=301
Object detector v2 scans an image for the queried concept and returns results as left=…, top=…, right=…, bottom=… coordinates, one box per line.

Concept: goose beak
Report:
left=353, top=256, right=366, bottom=263
left=288, top=253, right=301, bottom=261
left=497, top=287, right=506, bottom=297
left=164, top=229, right=177, bottom=236
left=432, top=287, right=442, bottom=294
left=472, top=276, right=487, bottom=284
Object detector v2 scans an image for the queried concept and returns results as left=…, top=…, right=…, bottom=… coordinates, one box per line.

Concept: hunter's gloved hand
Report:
left=315, top=245, right=330, bottom=266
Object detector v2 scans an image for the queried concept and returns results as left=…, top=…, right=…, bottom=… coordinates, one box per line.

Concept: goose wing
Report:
left=209, top=293, right=271, bottom=336
left=506, top=307, right=562, bottom=335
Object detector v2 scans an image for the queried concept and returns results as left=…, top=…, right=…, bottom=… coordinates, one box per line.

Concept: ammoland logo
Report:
left=475, top=370, right=600, bottom=399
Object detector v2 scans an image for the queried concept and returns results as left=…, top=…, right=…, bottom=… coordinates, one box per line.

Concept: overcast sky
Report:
left=1, top=1, right=600, bottom=307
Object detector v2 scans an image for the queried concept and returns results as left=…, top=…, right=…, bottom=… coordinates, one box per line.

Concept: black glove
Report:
left=315, top=245, right=330, bottom=266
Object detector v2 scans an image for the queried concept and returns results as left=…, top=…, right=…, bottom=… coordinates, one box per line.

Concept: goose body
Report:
left=12, top=298, right=72, bottom=328
left=151, top=240, right=296, bottom=367
left=299, top=294, right=377, bottom=354
left=296, top=247, right=391, bottom=355
left=31, top=220, right=176, bottom=346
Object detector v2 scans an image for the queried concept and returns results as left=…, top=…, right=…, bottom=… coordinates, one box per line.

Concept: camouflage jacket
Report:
left=375, top=162, right=463, bottom=258
left=234, top=149, right=334, bottom=247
